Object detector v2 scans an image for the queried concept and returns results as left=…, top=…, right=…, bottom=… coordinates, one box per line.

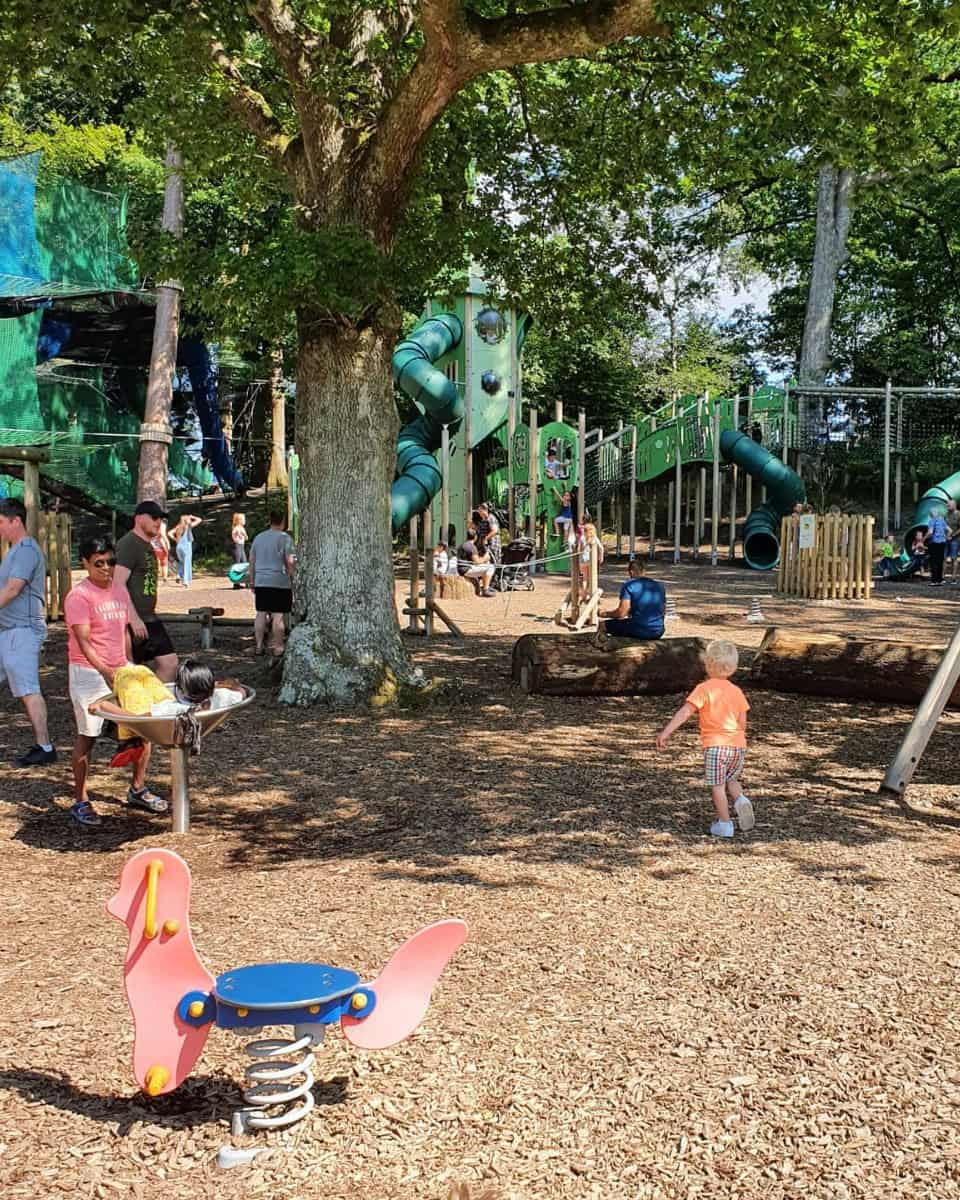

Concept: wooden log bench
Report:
left=750, top=627, right=960, bottom=708
left=511, top=633, right=710, bottom=696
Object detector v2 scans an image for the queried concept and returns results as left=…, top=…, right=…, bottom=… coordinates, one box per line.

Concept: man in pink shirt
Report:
left=64, top=536, right=166, bottom=828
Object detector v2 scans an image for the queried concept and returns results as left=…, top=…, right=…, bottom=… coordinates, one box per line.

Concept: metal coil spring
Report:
left=231, top=1026, right=321, bottom=1134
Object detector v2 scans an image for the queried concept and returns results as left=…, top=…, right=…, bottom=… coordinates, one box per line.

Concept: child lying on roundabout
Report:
left=97, top=659, right=244, bottom=767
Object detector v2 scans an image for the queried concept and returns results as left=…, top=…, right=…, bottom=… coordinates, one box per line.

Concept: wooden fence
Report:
left=776, top=514, right=874, bottom=601
left=0, top=513, right=73, bottom=619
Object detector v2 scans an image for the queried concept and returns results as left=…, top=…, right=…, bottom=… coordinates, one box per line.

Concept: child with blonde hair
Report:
left=656, top=639, right=755, bottom=838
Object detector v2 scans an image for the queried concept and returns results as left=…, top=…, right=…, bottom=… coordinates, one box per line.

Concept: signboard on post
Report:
left=798, top=514, right=816, bottom=550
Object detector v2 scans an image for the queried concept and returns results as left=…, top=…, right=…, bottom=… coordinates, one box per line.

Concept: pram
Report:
left=498, top=537, right=536, bottom=591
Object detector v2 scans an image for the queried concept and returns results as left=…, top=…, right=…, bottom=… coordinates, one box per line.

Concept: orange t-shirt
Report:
left=686, top=677, right=749, bottom=749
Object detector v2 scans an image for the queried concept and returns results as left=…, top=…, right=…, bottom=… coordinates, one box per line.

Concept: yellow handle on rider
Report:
left=144, top=859, right=163, bottom=940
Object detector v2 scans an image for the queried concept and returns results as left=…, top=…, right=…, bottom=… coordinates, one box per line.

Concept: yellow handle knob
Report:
left=144, top=1065, right=170, bottom=1096
left=350, top=992, right=368, bottom=1012
left=162, top=919, right=180, bottom=936
left=188, top=1000, right=205, bottom=1019
left=143, top=860, right=163, bottom=940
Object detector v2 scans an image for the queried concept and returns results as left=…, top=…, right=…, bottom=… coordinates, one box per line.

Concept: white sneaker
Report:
left=734, top=795, right=755, bottom=832
left=710, top=820, right=735, bottom=838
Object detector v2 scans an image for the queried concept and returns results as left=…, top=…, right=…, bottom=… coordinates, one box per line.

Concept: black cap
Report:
left=134, top=500, right=168, bottom=520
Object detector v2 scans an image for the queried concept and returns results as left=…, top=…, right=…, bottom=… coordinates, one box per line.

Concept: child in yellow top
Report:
left=656, top=640, right=756, bottom=839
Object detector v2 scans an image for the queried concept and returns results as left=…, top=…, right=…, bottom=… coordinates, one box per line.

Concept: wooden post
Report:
left=577, top=409, right=587, bottom=524
left=441, top=424, right=451, bottom=548
left=667, top=480, right=674, bottom=537
left=648, top=482, right=657, bottom=556
left=555, top=399, right=564, bottom=423
left=23, top=460, right=40, bottom=540
left=139, top=142, right=182, bottom=503
left=728, top=395, right=739, bottom=560
left=744, top=388, right=754, bottom=519
left=615, top=420, right=623, bottom=556
left=568, top=532, right=580, bottom=624
left=782, top=380, right=790, bottom=464
left=673, top=413, right=682, bottom=564
left=423, top=505, right=434, bottom=639
left=56, top=513, right=71, bottom=615
left=407, top=515, right=420, bottom=633
left=693, top=470, right=702, bottom=560
left=629, top=425, right=637, bottom=560
left=506, top=397, right=516, bottom=542
left=711, top=398, right=721, bottom=566
left=894, top=390, right=903, bottom=531
left=528, top=407, right=539, bottom=548
left=882, top=378, right=892, bottom=538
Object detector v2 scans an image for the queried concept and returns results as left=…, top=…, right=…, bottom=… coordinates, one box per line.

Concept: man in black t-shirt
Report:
left=115, top=500, right=178, bottom=682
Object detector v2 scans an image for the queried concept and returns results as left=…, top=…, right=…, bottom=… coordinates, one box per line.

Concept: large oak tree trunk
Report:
left=512, top=634, right=709, bottom=696
left=751, top=628, right=960, bottom=708
left=279, top=313, right=413, bottom=706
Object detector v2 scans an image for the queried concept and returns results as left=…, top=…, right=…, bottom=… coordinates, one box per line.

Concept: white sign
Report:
left=798, top=514, right=816, bottom=550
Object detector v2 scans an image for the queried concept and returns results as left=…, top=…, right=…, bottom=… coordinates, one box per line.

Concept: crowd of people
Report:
left=0, top=496, right=291, bottom=828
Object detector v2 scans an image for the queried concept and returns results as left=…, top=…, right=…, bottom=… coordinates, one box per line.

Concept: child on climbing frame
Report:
left=655, top=639, right=755, bottom=839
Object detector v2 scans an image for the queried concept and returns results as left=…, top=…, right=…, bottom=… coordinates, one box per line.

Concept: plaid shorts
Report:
left=704, top=747, right=746, bottom=786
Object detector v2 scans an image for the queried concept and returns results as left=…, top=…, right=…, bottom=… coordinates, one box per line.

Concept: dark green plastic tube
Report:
left=390, top=313, right=464, bottom=531
left=720, top=430, right=806, bottom=570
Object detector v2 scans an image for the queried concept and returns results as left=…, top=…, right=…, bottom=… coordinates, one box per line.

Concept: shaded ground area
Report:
left=2, top=561, right=960, bottom=1199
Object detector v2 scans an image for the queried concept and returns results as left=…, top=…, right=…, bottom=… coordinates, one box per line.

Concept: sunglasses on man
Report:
left=91, top=557, right=117, bottom=568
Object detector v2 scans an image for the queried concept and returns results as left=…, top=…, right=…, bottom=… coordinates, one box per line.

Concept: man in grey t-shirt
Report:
left=0, top=498, right=55, bottom=766
left=249, top=510, right=295, bottom=658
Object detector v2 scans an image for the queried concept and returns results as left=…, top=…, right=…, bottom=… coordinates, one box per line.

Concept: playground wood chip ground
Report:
left=3, top=560, right=960, bottom=1199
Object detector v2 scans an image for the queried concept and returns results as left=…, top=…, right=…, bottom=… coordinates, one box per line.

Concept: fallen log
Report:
left=751, top=627, right=960, bottom=708
left=511, top=634, right=710, bottom=696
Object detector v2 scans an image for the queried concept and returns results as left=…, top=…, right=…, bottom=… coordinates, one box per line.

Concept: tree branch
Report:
left=461, top=0, right=667, bottom=75
left=923, top=66, right=960, bottom=85
left=207, top=35, right=293, bottom=168
left=250, top=0, right=322, bottom=89
left=363, top=0, right=667, bottom=241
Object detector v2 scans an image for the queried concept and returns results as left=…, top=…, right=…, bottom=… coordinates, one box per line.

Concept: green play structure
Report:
left=387, top=300, right=807, bottom=571
left=0, top=151, right=216, bottom=512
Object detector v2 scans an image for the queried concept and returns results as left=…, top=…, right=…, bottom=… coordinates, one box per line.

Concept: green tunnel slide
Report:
left=390, top=313, right=464, bottom=532
left=719, top=431, right=806, bottom=570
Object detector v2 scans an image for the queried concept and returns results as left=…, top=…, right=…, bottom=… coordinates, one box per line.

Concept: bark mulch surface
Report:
left=3, top=561, right=960, bottom=1199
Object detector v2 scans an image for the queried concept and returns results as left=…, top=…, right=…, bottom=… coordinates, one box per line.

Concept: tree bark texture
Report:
left=139, top=142, right=183, bottom=503
left=512, top=634, right=710, bottom=696
left=751, top=628, right=960, bottom=709
left=799, top=164, right=855, bottom=386
left=279, top=316, right=413, bottom=706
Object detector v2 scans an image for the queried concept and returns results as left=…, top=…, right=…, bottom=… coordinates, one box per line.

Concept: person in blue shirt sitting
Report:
left=596, top=559, right=666, bottom=645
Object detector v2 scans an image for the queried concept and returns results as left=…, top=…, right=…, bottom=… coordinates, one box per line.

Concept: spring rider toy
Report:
left=107, top=849, right=467, bottom=1159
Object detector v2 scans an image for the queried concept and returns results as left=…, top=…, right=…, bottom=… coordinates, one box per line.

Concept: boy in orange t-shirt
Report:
left=656, top=640, right=756, bottom=838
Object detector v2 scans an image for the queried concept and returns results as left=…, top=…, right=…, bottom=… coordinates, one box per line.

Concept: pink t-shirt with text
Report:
left=64, top=578, right=128, bottom=669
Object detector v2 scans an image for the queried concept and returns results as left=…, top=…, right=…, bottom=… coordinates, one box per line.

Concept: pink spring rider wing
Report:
left=341, top=918, right=467, bottom=1050
left=106, top=848, right=215, bottom=1095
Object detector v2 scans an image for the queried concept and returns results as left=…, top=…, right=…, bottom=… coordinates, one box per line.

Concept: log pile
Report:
left=511, top=634, right=710, bottom=696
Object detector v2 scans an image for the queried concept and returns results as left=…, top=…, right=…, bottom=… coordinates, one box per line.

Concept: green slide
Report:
left=390, top=313, right=464, bottom=531
left=719, top=431, right=805, bottom=570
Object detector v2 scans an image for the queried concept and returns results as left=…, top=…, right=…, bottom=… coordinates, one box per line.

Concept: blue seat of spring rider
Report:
left=181, top=962, right=375, bottom=1031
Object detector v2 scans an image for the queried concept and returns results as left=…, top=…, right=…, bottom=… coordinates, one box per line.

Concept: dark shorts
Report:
left=130, top=618, right=176, bottom=664
left=604, top=618, right=663, bottom=640
left=254, top=587, right=292, bottom=614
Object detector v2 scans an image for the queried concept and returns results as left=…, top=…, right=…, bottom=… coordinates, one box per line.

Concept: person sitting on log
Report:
left=596, top=559, right=665, bottom=645
left=456, top=524, right=496, bottom=597
left=655, top=639, right=756, bottom=840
